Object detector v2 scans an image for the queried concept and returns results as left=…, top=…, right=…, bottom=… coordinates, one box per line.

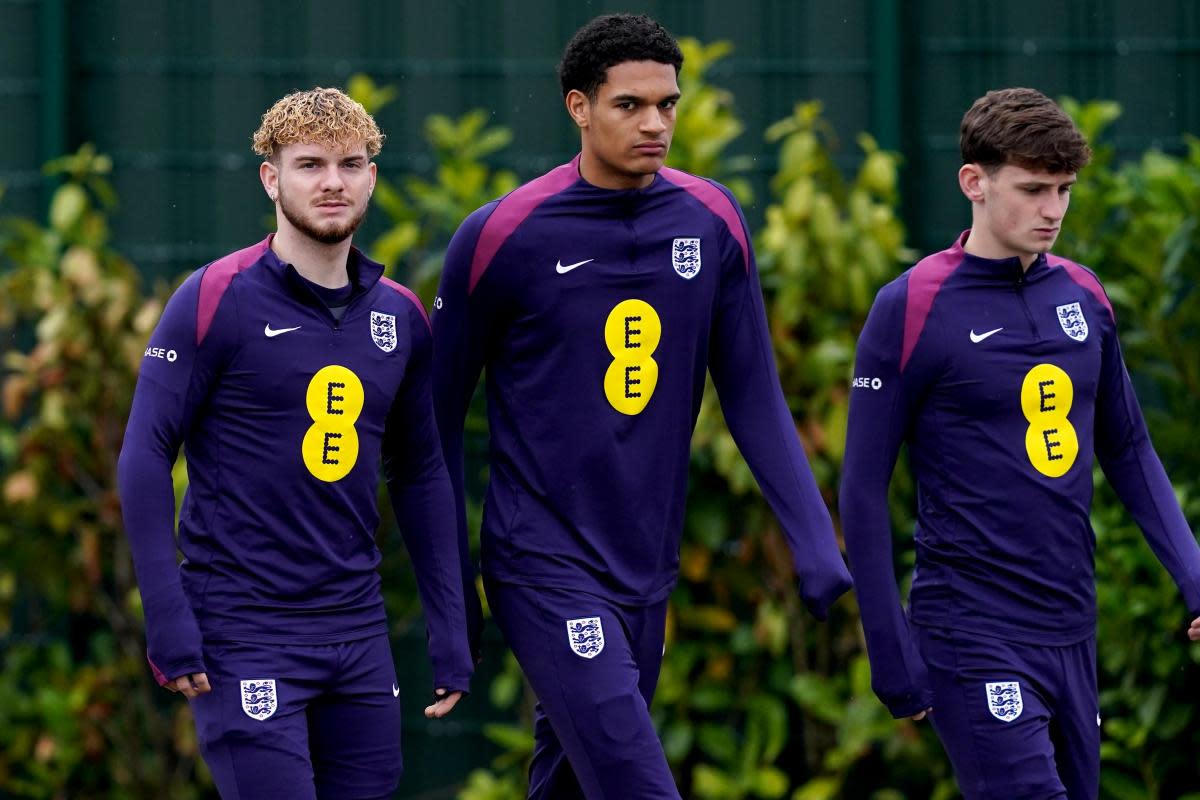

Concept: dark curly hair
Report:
left=960, top=88, right=1091, bottom=174
left=558, top=14, right=683, bottom=100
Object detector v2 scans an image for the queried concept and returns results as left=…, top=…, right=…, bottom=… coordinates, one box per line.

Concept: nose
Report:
left=319, top=164, right=345, bottom=192
left=1041, top=193, right=1067, bottom=222
left=639, top=107, right=667, bottom=135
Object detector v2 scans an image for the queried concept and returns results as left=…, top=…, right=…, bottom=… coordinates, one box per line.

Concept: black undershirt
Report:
left=299, top=275, right=354, bottom=321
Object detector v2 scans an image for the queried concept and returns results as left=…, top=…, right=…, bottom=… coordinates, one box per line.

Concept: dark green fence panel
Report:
left=0, top=0, right=44, bottom=219
left=61, top=0, right=872, bottom=281
left=906, top=0, right=1200, bottom=252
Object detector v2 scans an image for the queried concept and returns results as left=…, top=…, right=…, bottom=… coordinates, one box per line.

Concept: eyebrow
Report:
left=292, top=154, right=366, bottom=165
left=1017, top=178, right=1076, bottom=187
left=611, top=92, right=681, bottom=104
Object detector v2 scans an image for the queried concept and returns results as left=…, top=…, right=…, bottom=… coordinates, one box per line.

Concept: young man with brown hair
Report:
left=433, top=13, right=851, bottom=799
left=118, top=87, right=472, bottom=799
left=841, top=87, right=1200, bottom=799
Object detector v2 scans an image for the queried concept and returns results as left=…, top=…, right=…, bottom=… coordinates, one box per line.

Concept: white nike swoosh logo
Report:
left=970, top=327, right=1003, bottom=343
left=555, top=258, right=594, bottom=274
left=264, top=324, right=302, bottom=338
left=392, top=683, right=400, bottom=698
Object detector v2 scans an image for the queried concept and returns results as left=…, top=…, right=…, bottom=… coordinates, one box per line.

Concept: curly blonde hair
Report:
left=252, top=87, right=384, bottom=160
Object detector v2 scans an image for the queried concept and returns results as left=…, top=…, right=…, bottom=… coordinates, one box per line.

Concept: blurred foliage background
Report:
left=2, top=38, right=1199, bottom=800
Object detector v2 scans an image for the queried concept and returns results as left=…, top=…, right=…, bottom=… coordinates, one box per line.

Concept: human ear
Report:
left=958, top=163, right=986, bottom=203
left=565, top=89, right=591, bottom=130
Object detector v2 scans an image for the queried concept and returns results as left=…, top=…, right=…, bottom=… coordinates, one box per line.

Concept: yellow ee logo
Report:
left=302, top=365, right=364, bottom=482
left=603, top=299, right=661, bottom=415
left=1020, top=363, right=1078, bottom=478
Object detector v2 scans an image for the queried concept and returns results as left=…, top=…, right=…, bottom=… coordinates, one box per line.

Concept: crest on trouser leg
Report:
left=566, top=617, right=604, bottom=659
left=241, top=678, right=277, bottom=720
left=985, top=681, right=1023, bottom=722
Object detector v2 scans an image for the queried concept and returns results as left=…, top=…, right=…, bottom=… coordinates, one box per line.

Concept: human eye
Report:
left=660, top=99, right=677, bottom=110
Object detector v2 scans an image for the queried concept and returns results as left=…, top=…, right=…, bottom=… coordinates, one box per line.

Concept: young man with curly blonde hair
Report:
left=119, top=87, right=472, bottom=799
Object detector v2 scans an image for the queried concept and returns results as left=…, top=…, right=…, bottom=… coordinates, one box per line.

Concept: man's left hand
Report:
left=1188, top=616, right=1200, bottom=642
left=424, top=688, right=463, bottom=719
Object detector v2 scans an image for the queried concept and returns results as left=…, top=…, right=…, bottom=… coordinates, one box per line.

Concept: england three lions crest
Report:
left=566, top=616, right=604, bottom=659
left=371, top=311, right=397, bottom=352
left=672, top=237, right=701, bottom=280
left=985, top=681, right=1023, bottom=722
left=240, top=678, right=277, bottom=721
left=1056, top=301, right=1088, bottom=342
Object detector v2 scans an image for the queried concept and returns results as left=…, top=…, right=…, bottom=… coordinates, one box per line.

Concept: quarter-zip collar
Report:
left=256, top=233, right=386, bottom=312
left=953, top=229, right=1053, bottom=286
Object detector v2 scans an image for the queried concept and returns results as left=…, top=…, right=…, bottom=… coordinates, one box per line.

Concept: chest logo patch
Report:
left=1056, top=301, right=1088, bottom=342
left=985, top=681, right=1023, bottom=722
left=566, top=617, right=604, bottom=659
left=604, top=299, right=662, bottom=415
left=240, top=679, right=278, bottom=721
left=1020, top=363, right=1078, bottom=478
left=371, top=311, right=397, bottom=353
left=672, top=237, right=701, bottom=280
left=302, top=365, right=365, bottom=482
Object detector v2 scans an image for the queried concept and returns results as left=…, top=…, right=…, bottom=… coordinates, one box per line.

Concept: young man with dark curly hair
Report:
left=841, top=87, right=1200, bottom=799
left=433, top=14, right=852, bottom=799
left=118, top=87, right=472, bottom=799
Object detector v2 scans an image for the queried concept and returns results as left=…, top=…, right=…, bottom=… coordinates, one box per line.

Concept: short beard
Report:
left=278, top=189, right=368, bottom=245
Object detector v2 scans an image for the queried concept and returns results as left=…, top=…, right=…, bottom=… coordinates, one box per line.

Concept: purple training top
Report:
left=118, top=237, right=472, bottom=693
left=840, top=232, right=1200, bottom=718
left=433, top=156, right=851, bottom=635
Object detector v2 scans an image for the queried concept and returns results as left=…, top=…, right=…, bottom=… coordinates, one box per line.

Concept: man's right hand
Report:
left=166, top=672, right=211, bottom=698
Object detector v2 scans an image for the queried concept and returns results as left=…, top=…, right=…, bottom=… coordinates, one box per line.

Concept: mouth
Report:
left=1034, top=227, right=1059, bottom=236
left=633, top=142, right=667, bottom=157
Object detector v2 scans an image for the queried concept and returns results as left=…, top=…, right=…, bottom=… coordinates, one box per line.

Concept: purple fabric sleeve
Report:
left=839, top=277, right=936, bottom=718
left=382, top=301, right=474, bottom=692
left=706, top=186, right=852, bottom=620
left=117, top=268, right=234, bottom=684
left=431, top=204, right=497, bottom=660
left=1093, top=314, right=1200, bottom=618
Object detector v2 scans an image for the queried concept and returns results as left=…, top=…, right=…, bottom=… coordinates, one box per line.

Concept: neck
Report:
left=577, top=150, right=655, bottom=190
left=271, top=224, right=352, bottom=287
left=962, top=229, right=1038, bottom=272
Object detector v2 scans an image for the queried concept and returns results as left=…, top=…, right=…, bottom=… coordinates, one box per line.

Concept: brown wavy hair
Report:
left=960, top=88, right=1090, bottom=173
left=252, top=87, right=384, bottom=160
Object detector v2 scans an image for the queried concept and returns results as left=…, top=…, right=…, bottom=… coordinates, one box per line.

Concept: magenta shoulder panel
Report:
left=469, top=157, right=581, bottom=293
left=658, top=167, right=750, bottom=273
left=380, top=276, right=431, bottom=331
left=1048, top=255, right=1114, bottom=321
left=196, top=237, right=272, bottom=345
left=901, top=236, right=966, bottom=371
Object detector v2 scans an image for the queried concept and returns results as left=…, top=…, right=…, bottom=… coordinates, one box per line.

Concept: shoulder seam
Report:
left=468, top=159, right=579, bottom=293
left=1047, top=255, right=1114, bottom=322
left=379, top=276, right=431, bottom=331
left=900, top=247, right=963, bottom=371
left=196, top=238, right=271, bottom=345
left=657, top=167, right=750, bottom=273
